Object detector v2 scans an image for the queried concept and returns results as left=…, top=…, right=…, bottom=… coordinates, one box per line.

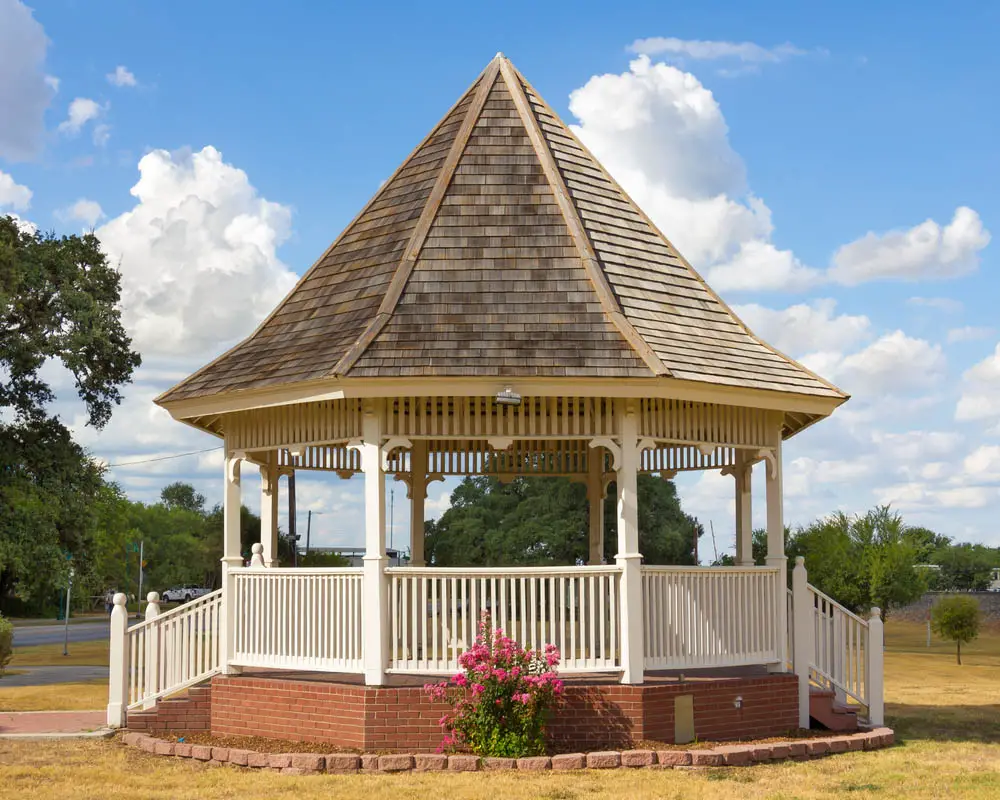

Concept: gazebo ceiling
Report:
left=157, top=54, right=845, bottom=415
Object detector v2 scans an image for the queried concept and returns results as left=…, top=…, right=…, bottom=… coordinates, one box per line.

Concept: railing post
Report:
left=107, top=592, right=129, bottom=727
left=142, top=592, right=161, bottom=710
left=361, top=400, right=389, bottom=685
left=221, top=449, right=244, bottom=675
left=867, top=607, right=884, bottom=726
left=615, top=400, right=644, bottom=685
left=791, top=558, right=814, bottom=729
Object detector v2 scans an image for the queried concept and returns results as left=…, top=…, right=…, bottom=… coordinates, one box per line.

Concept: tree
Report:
left=0, top=217, right=140, bottom=612
left=930, top=543, right=998, bottom=591
left=931, top=595, right=980, bottom=665
left=788, top=506, right=926, bottom=620
left=160, top=482, right=206, bottom=514
left=425, top=474, right=701, bottom=567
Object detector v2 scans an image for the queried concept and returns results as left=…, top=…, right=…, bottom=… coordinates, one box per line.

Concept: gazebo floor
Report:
left=128, top=666, right=799, bottom=751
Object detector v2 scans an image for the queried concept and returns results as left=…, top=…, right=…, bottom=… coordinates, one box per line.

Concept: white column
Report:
left=142, top=591, right=161, bottom=709
left=867, top=607, right=885, bottom=726
left=587, top=447, right=605, bottom=565
left=409, top=440, right=428, bottom=567
left=616, top=400, right=644, bottom=685
left=361, top=400, right=389, bottom=685
left=765, top=422, right=788, bottom=670
left=106, top=592, right=129, bottom=727
left=735, top=451, right=753, bottom=566
left=791, top=557, right=814, bottom=729
left=221, top=451, right=243, bottom=675
left=259, top=454, right=279, bottom=567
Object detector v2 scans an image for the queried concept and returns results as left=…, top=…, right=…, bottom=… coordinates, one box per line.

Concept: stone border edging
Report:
left=120, top=728, right=895, bottom=774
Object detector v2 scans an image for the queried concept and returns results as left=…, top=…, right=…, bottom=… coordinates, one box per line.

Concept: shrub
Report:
left=0, top=613, right=13, bottom=676
left=425, top=614, right=564, bottom=757
left=931, top=595, right=981, bottom=665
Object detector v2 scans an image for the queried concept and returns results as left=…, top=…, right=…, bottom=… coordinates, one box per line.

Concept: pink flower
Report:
left=471, top=683, right=485, bottom=696
left=452, top=673, right=468, bottom=687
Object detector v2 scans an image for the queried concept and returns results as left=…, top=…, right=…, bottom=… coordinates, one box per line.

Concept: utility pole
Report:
left=137, top=540, right=144, bottom=618
left=289, top=471, right=298, bottom=567
left=63, top=565, right=74, bottom=656
left=306, top=509, right=312, bottom=555
left=709, top=521, right=719, bottom=564
left=389, top=486, right=395, bottom=554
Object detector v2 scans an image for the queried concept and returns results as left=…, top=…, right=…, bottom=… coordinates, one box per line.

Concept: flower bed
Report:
left=120, top=727, right=895, bottom=773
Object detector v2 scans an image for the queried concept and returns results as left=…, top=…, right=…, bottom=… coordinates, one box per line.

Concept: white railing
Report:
left=126, top=590, right=223, bottom=710
left=642, top=566, right=782, bottom=669
left=808, top=585, right=869, bottom=707
left=386, top=566, right=621, bottom=673
left=230, top=568, right=364, bottom=673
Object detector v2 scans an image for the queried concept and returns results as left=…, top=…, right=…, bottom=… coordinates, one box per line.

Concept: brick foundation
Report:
left=207, top=672, right=798, bottom=751
left=126, top=685, right=212, bottom=732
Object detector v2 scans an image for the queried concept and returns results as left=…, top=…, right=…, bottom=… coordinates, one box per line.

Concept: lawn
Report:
left=0, top=620, right=998, bottom=799
left=8, top=639, right=110, bottom=668
left=0, top=682, right=107, bottom=712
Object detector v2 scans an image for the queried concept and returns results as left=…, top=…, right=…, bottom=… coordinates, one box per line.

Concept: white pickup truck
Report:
left=160, top=584, right=211, bottom=603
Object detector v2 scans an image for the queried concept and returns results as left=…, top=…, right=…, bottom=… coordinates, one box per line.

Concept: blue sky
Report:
left=3, top=0, right=999, bottom=555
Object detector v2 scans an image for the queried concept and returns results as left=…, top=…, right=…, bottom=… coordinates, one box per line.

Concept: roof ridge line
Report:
left=498, top=59, right=671, bottom=379
left=331, top=59, right=503, bottom=378
left=157, top=62, right=500, bottom=406
left=511, top=69, right=847, bottom=400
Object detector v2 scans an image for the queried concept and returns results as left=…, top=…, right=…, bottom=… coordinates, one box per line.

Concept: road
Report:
left=1, top=666, right=109, bottom=688
left=12, top=622, right=109, bottom=648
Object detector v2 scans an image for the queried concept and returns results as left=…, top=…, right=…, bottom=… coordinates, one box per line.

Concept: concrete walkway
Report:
left=0, top=666, right=108, bottom=687
left=0, top=710, right=109, bottom=738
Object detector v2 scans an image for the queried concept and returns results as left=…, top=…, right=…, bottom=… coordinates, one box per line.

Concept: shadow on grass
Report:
left=888, top=702, right=1000, bottom=743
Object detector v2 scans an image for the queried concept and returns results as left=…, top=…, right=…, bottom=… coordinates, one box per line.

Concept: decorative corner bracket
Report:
left=755, top=448, right=778, bottom=479
left=227, top=451, right=246, bottom=485
left=589, top=438, right=622, bottom=472
left=487, top=436, right=514, bottom=452
left=381, top=437, right=413, bottom=472
left=259, top=464, right=274, bottom=496
left=697, top=443, right=717, bottom=457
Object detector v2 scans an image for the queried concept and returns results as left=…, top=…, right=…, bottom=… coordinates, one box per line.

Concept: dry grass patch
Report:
left=10, top=640, right=109, bottom=667
left=0, top=681, right=107, bottom=712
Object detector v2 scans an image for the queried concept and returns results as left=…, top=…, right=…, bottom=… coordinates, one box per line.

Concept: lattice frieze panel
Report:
left=641, top=445, right=735, bottom=473
left=639, top=399, right=772, bottom=448
left=226, top=399, right=363, bottom=451
left=384, top=396, right=616, bottom=439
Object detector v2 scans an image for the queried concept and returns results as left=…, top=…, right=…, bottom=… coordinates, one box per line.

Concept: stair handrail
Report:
left=126, top=588, right=223, bottom=634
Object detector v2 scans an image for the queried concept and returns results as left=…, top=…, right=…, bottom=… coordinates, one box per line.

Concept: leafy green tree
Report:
left=906, top=526, right=952, bottom=564
left=931, top=595, right=981, bottom=665
left=0, top=217, right=139, bottom=612
left=0, top=613, right=12, bottom=676
left=788, top=506, right=926, bottom=620
left=160, top=482, right=206, bottom=514
left=426, top=474, right=701, bottom=567
left=931, top=543, right=998, bottom=591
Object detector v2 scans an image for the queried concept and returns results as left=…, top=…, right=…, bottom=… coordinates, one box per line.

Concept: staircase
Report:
left=808, top=688, right=859, bottom=732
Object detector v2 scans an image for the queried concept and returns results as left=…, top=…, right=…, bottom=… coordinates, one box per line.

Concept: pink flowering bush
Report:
left=424, top=613, right=564, bottom=757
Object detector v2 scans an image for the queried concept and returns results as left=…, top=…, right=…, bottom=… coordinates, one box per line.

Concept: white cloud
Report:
left=947, top=326, right=994, bottom=344
left=0, top=0, right=55, bottom=160
left=907, top=296, right=963, bottom=313
left=704, top=240, right=823, bottom=292
left=805, top=331, right=946, bottom=396
left=963, top=445, right=1000, bottom=483
left=871, top=430, right=963, bottom=464
left=830, top=207, right=991, bottom=284
left=0, top=170, right=32, bottom=210
left=58, top=97, right=105, bottom=136
left=95, top=145, right=298, bottom=359
left=956, top=343, right=1000, bottom=423
left=107, top=65, right=137, bottom=87
left=93, top=123, right=111, bottom=147
left=628, top=37, right=809, bottom=64
left=733, top=299, right=871, bottom=356
left=56, top=198, right=104, bottom=227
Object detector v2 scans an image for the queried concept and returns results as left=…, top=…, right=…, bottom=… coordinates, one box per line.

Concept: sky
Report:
left=2, top=0, right=999, bottom=559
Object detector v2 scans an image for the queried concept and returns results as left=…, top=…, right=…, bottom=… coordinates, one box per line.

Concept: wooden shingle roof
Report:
left=159, top=54, right=845, bottom=405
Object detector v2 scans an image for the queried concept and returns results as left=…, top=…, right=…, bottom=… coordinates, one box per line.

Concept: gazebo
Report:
left=107, top=54, right=884, bottom=749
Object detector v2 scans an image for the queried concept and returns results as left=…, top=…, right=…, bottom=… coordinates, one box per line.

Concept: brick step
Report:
left=808, top=688, right=858, bottom=733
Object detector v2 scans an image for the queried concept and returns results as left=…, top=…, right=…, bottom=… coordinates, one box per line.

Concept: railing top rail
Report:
left=126, top=588, right=222, bottom=634
left=231, top=567, right=364, bottom=577
left=808, top=583, right=868, bottom=627
left=641, top=565, right=779, bottom=575
left=385, top=565, right=621, bottom=576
